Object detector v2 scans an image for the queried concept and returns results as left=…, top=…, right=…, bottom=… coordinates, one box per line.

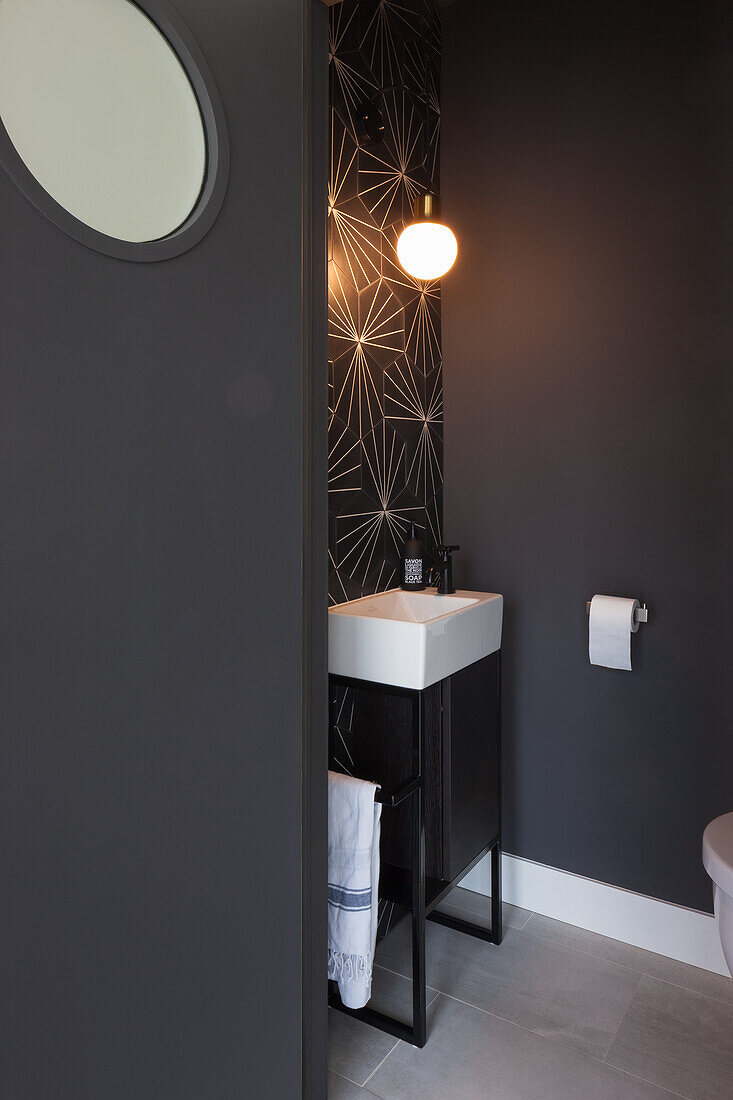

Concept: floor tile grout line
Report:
left=376, top=938, right=642, bottom=1046
left=432, top=988, right=621, bottom=1062
left=360, top=1038, right=400, bottom=1088
left=600, top=970, right=644, bottom=1062
left=372, top=952, right=642, bottom=1064
left=517, top=924, right=656, bottom=979
left=331, top=1068, right=368, bottom=1090
left=331, top=1069, right=368, bottom=1093
left=371, top=960, right=440, bottom=1000
left=372, top=955, right=641, bottom=1063
left=604, top=1062, right=692, bottom=1099
left=424, top=990, right=692, bottom=1097
left=378, top=921, right=643, bottom=1007
left=363, top=1065, right=689, bottom=1100
left=640, top=972, right=733, bottom=1007
left=332, top=993, right=691, bottom=1100
left=518, top=923, right=733, bottom=1007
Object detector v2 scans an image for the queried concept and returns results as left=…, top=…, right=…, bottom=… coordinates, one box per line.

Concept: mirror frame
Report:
left=0, top=0, right=229, bottom=263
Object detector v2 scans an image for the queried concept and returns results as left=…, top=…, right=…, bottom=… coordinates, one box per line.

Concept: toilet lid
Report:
left=703, top=813, right=733, bottom=898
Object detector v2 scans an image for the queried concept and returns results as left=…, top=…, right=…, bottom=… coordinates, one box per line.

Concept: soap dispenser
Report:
left=400, top=522, right=425, bottom=590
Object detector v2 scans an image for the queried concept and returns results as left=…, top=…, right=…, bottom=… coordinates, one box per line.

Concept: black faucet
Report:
left=428, top=544, right=460, bottom=594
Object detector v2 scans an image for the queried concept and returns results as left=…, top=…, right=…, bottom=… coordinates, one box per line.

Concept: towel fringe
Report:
left=327, top=949, right=373, bottom=984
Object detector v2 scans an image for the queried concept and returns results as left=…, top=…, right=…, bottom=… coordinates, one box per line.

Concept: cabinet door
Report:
left=329, top=681, right=443, bottom=879
left=443, top=652, right=500, bottom=882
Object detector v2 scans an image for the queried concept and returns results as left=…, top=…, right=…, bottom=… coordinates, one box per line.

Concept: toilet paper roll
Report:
left=588, top=594, right=640, bottom=671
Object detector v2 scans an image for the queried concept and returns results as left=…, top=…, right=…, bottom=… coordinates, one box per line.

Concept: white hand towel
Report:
left=327, top=770, right=381, bottom=1009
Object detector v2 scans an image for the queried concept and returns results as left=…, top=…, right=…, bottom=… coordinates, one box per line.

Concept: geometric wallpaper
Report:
left=328, top=0, right=443, bottom=606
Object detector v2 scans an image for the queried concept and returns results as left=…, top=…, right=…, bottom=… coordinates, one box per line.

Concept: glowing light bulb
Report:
left=396, top=193, right=458, bottom=281
left=396, top=221, right=457, bottom=281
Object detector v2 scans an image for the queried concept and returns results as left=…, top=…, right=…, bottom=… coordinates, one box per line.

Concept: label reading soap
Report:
left=404, top=557, right=423, bottom=585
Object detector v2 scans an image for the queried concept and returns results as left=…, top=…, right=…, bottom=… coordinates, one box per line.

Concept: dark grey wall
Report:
left=0, top=2, right=325, bottom=1097
left=442, top=0, right=732, bottom=912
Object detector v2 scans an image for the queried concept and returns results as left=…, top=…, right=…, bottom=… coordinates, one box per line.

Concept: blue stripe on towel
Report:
left=328, top=883, right=372, bottom=912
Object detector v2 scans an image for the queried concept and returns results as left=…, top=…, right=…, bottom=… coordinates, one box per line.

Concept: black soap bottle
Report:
left=401, top=522, right=425, bottom=590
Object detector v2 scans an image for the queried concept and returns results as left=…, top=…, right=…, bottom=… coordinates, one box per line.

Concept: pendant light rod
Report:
left=395, top=4, right=458, bottom=282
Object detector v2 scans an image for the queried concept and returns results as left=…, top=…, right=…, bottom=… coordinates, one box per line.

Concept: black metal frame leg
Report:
left=490, top=839, right=503, bottom=945
left=426, top=839, right=503, bottom=945
left=410, top=713, right=426, bottom=1047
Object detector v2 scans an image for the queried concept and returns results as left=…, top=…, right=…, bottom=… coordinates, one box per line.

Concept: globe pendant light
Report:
left=396, top=192, right=458, bottom=281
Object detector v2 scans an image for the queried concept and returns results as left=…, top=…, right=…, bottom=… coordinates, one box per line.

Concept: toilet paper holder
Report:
left=586, top=600, right=649, bottom=624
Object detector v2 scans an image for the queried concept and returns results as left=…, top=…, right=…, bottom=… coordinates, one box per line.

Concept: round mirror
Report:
left=0, top=0, right=227, bottom=260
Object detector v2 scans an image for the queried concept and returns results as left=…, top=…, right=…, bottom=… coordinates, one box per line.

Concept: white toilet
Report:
left=702, top=812, right=733, bottom=976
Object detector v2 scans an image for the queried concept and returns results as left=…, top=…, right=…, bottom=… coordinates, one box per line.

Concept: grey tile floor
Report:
left=328, top=888, right=733, bottom=1099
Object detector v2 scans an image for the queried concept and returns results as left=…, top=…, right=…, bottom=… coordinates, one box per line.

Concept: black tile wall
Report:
left=328, top=0, right=443, bottom=606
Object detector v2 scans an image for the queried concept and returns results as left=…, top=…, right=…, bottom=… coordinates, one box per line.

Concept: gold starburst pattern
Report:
left=385, top=357, right=443, bottom=502
left=328, top=0, right=442, bottom=610
left=357, top=89, right=426, bottom=229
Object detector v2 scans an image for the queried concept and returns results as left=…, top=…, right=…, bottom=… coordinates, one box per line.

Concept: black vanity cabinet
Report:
left=328, top=650, right=502, bottom=1048
left=441, top=653, right=500, bottom=882
left=330, top=650, right=500, bottom=897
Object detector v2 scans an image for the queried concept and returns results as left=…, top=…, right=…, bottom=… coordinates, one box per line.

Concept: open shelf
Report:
left=379, top=837, right=498, bottom=918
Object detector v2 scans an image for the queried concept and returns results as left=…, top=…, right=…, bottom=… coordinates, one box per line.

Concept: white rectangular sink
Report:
left=328, top=588, right=503, bottom=690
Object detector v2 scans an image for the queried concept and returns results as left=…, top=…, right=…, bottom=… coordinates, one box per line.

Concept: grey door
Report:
left=0, top=1, right=326, bottom=1096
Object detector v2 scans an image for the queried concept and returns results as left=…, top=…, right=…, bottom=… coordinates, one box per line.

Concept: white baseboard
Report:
left=461, top=852, right=730, bottom=977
